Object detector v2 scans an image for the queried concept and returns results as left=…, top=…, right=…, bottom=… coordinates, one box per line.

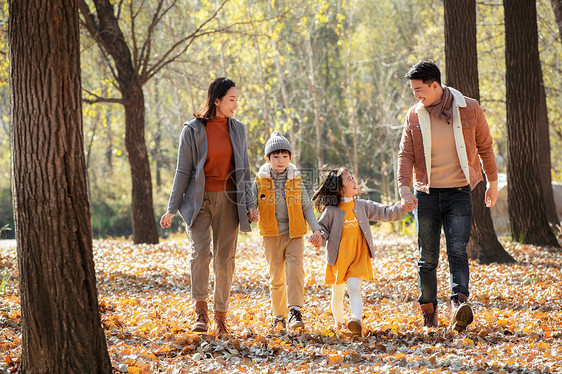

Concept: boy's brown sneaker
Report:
left=191, top=300, right=209, bottom=333
left=272, top=316, right=286, bottom=329
left=347, top=318, right=362, bottom=336
left=420, top=303, right=438, bottom=328
left=450, top=294, right=473, bottom=332
left=288, top=308, right=305, bottom=329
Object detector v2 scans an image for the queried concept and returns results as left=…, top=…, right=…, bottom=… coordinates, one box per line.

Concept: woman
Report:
left=161, top=77, right=258, bottom=335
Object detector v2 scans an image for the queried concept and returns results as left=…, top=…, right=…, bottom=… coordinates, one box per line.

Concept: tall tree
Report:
left=79, top=0, right=229, bottom=244
left=538, top=73, right=559, bottom=227
left=503, top=0, right=560, bottom=247
left=544, top=0, right=562, bottom=226
left=9, top=0, right=112, bottom=371
left=444, top=0, right=515, bottom=263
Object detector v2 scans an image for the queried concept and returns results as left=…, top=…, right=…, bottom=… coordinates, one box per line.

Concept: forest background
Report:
left=0, top=0, right=560, bottom=240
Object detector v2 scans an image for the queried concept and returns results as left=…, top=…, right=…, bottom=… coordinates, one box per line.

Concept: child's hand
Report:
left=308, top=230, right=322, bottom=248
left=247, top=208, right=260, bottom=222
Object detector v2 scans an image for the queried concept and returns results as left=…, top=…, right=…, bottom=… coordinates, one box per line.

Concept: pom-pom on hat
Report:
left=264, top=130, right=292, bottom=156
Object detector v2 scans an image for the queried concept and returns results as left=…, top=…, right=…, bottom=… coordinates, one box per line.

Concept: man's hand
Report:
left=247, top=208, right=260, bottom=222
left=308, top=230, right=322, bottom=248
left=401, top=192, right=418, bottom=212
left=485, top=180, right=498, bottom=207
left=160, top=212, right=175, bottom=229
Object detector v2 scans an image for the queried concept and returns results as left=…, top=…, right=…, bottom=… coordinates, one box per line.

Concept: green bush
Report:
left=90, top=195, right=133, bottom=239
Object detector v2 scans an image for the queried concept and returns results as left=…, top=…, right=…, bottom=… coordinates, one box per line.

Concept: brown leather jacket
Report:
left=397, top=86, right=498, bottom=195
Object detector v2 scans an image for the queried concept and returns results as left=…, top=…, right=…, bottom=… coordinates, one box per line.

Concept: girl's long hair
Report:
left=194, top=77, right=236, bottom=121
left=312, top=167, right=350, bottom=213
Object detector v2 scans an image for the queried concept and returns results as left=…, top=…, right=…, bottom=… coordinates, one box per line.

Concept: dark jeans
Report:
left=414, top=186, right=472, bottom=306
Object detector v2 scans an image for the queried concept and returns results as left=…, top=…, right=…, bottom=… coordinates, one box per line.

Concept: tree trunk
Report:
left=273, top=34, right=302, bottom=169
left=444, top=0, right=515, bottom=263
left=105, top=108, right=113, bottom=177
left=274, top=52, right=300, bottom=166
left=538, top=75, right=559, bottom=226
left=504, top=0, right=560, bottom=247
left=154, top=80, right=162, bottom=191
left=123, top=82, right=158, bottom=244
left=551, top=0, right=562, bottom=40
left=254, top=36, right=271, bottom=138
left=345, top=9, right=359, bottom=178
left=9, top=0, right=112, bottom=371
left=547, top=0, right=562, bottom=227
left=305, top=36, right=324, bottom=170
left=81, top=0, right=159, bottom=244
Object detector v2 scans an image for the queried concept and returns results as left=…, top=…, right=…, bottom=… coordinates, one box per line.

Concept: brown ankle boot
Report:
left=420, top=303, right=438, bottom=328
left=214, top=311, right=229, bottom=336
left=450, top=293, right=473, bottom=332
left=191, top=300, right=209, bottom=333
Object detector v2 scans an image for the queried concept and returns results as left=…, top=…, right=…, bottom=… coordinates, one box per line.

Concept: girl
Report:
left=311, top=167, right=409, bottom=336
left=160, top=77, right=258, bottom=336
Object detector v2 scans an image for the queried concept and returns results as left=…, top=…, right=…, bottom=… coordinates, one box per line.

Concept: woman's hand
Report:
left=160, top=212, right=175, bottom=229
left=247, top=208, right=260, bottom=222
left=308, top=230, right=322, bottom=248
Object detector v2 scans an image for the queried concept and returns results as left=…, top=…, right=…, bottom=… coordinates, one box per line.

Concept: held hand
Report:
left=485, top=182, right=498, bottom=207
left=247, top=208, right=260, bottom=222
left=160, top=212, right=175, bottom=229
left=308, top=230, right=322, bottom=248
left=401, top=193, right=418, bottom=212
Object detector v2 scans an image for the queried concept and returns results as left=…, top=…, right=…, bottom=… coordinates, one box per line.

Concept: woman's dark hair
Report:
left=404, top=60, right=441, bottom=85
left=194, top=77, right=236, bottom=120
left=312, top=167, right=350, bottom=213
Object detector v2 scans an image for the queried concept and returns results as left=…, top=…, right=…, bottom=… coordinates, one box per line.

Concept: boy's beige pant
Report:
left=188, top=190, right=239, bottom=313
left=262, top=234, right=305, bottom=316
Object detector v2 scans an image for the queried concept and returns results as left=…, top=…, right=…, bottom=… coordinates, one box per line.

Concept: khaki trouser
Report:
left=188, top=190, right=239, bottom=312
left=262, top=234, right=305, bottom=316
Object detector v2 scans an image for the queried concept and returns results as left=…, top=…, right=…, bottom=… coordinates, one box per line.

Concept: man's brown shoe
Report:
left=191, top=300, right=209, bottom=333
left=450, top=293, right=473, bottom=332
left=420, top=303, right=438, bottom=328
left=214, top=311, right=230, bottom=336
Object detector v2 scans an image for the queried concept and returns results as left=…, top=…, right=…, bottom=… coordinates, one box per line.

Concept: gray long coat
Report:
left=166, top=118, right=254, bottom=232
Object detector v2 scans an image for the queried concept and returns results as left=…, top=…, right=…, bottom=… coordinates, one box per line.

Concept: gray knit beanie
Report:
left=264, top=130, right=292, bottom=156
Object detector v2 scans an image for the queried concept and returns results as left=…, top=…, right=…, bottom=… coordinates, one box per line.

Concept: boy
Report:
left=253, top=131, right=322, bottom=330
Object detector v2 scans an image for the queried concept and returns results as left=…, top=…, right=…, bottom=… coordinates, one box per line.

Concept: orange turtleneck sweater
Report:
left=204, top=117, right=236, bottom=191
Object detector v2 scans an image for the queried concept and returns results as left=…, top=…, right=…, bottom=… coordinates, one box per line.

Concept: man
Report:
left=397, top=61, right=498, bottom=332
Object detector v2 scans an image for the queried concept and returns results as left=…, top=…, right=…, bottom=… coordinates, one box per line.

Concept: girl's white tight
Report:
left=331, top=276, right=362, bottom=323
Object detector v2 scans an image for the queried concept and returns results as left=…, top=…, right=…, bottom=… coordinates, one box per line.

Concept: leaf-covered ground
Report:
left=1, top=232, right=562, bottom=373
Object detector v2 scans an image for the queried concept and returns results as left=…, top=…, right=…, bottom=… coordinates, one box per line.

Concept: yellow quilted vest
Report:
left=256, top=171, right=308, bottom=237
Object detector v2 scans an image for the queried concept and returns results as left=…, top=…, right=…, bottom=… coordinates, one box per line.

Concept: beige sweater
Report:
left=429, top=116, right=468, bottom=188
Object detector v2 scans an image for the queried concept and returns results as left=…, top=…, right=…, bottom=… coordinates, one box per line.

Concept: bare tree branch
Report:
left=129, top=0, right=140, bottom=72
left=143, top=9, right=288, bottom=83
left=138, top=0, right=176, bottom=79
left=79, top=0, right=100, bottom=39
left=116, top=0, right=125, bottom=20
left=140, top=0, right=230, bottom=82
left=82, top=88, right=125, bottom=105
left=79, top=1, right=120, bottom=84
left=100, top=50, right=120, bottom=83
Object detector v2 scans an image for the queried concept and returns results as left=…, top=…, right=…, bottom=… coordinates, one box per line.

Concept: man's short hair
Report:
left=405, top=61, right=441, bottom=85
